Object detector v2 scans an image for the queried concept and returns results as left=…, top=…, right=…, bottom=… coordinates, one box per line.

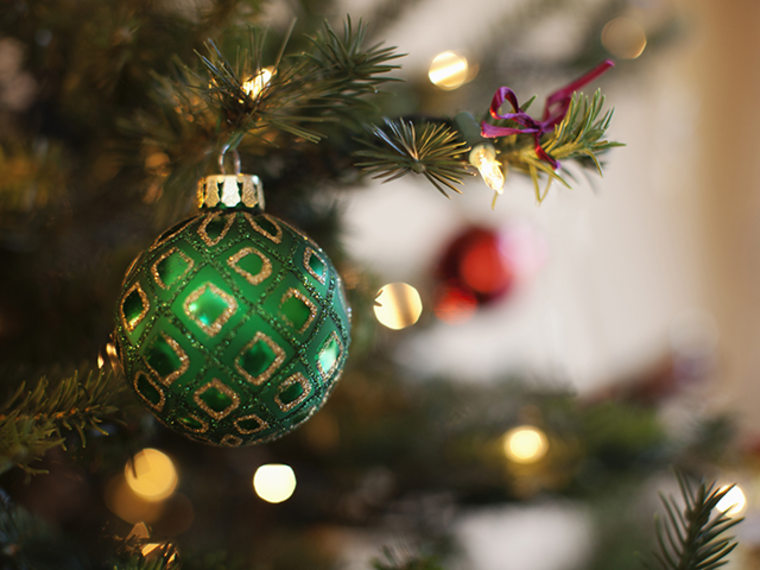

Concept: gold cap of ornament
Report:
left=196, top=146, right=265, bottom=210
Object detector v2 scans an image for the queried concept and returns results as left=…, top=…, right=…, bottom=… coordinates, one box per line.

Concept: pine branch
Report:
left=147, top=18, right=403, bottom=148
left=255, top=17, right=404, bottom=141
left=354, top=119, right=470, bottom=196
left=0, top=369, right=123, bottom=475
left=499, top=90, right=621, bottom=202
left=542, top=89, right=620, bottom=169
left=648, top=472, right=743, bottom=570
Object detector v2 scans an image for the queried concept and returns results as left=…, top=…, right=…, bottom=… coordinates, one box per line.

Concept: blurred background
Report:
left=3, top=0, right=760, bottom=568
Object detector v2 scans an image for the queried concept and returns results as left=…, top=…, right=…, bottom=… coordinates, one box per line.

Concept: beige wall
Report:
left=692, top=0, right=760, bottom=431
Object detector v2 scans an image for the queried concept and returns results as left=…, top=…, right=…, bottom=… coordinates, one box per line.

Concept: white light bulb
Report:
left=242, top=67, right=274, bottom=100
left=469, top=144, right=505, bottom=193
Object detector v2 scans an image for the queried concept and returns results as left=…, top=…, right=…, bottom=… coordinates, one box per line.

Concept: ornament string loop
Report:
left=218, top=144, right=242, bottom=175
left=480, top=59, right=614, bottom=169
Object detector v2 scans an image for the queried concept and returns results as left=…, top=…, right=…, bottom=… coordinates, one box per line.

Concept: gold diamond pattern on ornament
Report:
left=143, top=332, right=189, bottom=386
left=133, top=371, right=166, bottom=411
left=193, top=378, right=240, bottom=420
left=234, top=413, right=269, bottom=435
left=183, top=283, right=238, bottom=337
left=120, top=282, right=150, bottom=333
left=274, top=373, right=312, bottom=412
left=235, top=331, right=286, bottom=386
left=316, top=331, right=344, bottom=381
left=220, top=434, right=243, bottom=447
left=279, top=288, right=317, bottom=334
left=197, top=212, right=235, bottom=247
left=151, top=247, right=194, bottom=289
left=227, top=247, right=272, bottom=286
left=303, top=247, right=327, bottom=285
left=244, top=213, right=283, bottom=244
left=177, top=413, right=209, bottom=434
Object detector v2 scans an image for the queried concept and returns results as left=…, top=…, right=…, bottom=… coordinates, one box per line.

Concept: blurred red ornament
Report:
left=434, top=226, right=515, bottom=321
left=433, top=224, right=547, bottom=322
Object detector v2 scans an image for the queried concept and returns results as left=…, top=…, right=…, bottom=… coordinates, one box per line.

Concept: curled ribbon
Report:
left=481, top=59, right=614, bottom=169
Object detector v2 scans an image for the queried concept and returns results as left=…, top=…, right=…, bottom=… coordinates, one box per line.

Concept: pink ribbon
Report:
left=481, top=60, right=614, bottom=169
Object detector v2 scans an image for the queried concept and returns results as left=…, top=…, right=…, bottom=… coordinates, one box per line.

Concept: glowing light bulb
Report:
left=469, top=144, right=505, bottom=193
left=373, top=282, right=423, bottom=330
left=242, top=66, right=274, bottom=100
left=502, top=425, right=549, bottom=464
left=428, top=51, right=470, bottom=90
left=124, top=448, right=178, bottom=502
left=716, top=484, right=747, bottom=517
left=253, top=463, right=297, bottom=503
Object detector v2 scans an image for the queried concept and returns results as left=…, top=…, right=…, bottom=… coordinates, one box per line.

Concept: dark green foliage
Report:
left=0, top=494, right=88, bottom=569
left=0, top=369, right=123, bottom=475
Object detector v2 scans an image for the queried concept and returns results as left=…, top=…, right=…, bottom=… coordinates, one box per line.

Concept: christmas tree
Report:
left=0, top=0, right=751, bottom=568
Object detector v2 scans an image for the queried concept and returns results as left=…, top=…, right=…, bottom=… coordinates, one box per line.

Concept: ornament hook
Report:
left=197, top=145, right=264, bottom=210
left=218, top=144, right=242, bottom=175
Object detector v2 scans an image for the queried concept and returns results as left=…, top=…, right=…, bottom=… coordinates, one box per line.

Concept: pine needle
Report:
left=355, top=119, right=470, bottom=196
left=648, top=472, right=743, bottom=569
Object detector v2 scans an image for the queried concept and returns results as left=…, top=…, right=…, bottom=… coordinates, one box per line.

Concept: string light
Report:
left=242, top=66, right=274, bottom=100
left=501, top=425, right=549, bottom=464
left=469, top=143, right=505, bottom=194
left=428, top=51, right=470, bottom=91
left=124, top=448, right=179, bottom=502
left=373, top=282, right=423, bottom=330
left=716, top=484, right=747, bottom=517
left=253, top=463, right=297, bottom=503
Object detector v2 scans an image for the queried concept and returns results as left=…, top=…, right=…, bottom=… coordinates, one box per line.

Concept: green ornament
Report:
left=113, top=171, right=351, bottom=446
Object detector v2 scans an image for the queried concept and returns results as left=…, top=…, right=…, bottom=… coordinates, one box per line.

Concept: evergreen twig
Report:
left=193, top=18, right=403, bottom=143
left=648, top=472, right=743, bottom=569
left=0, top=369, right=123, bottom=475
left=354, top=119, right=470, bottom=196
left=498, top=89, right=621, bottom=202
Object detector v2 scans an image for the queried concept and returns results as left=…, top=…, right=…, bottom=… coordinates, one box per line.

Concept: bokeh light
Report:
left=502, top=425, right=550, bottom=464
left=374, top=282, right=423, bottom=330
left=124, top=448, right=179, bottom=502
left=601, top=17, right=647, bottom=59
left=104, top=475, right=165, bottom=523
left=253, top=463, right=297, bottom=503
left=428, top=51, right=470, bottom=90
left=716, top=484, right=747, bottom=517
